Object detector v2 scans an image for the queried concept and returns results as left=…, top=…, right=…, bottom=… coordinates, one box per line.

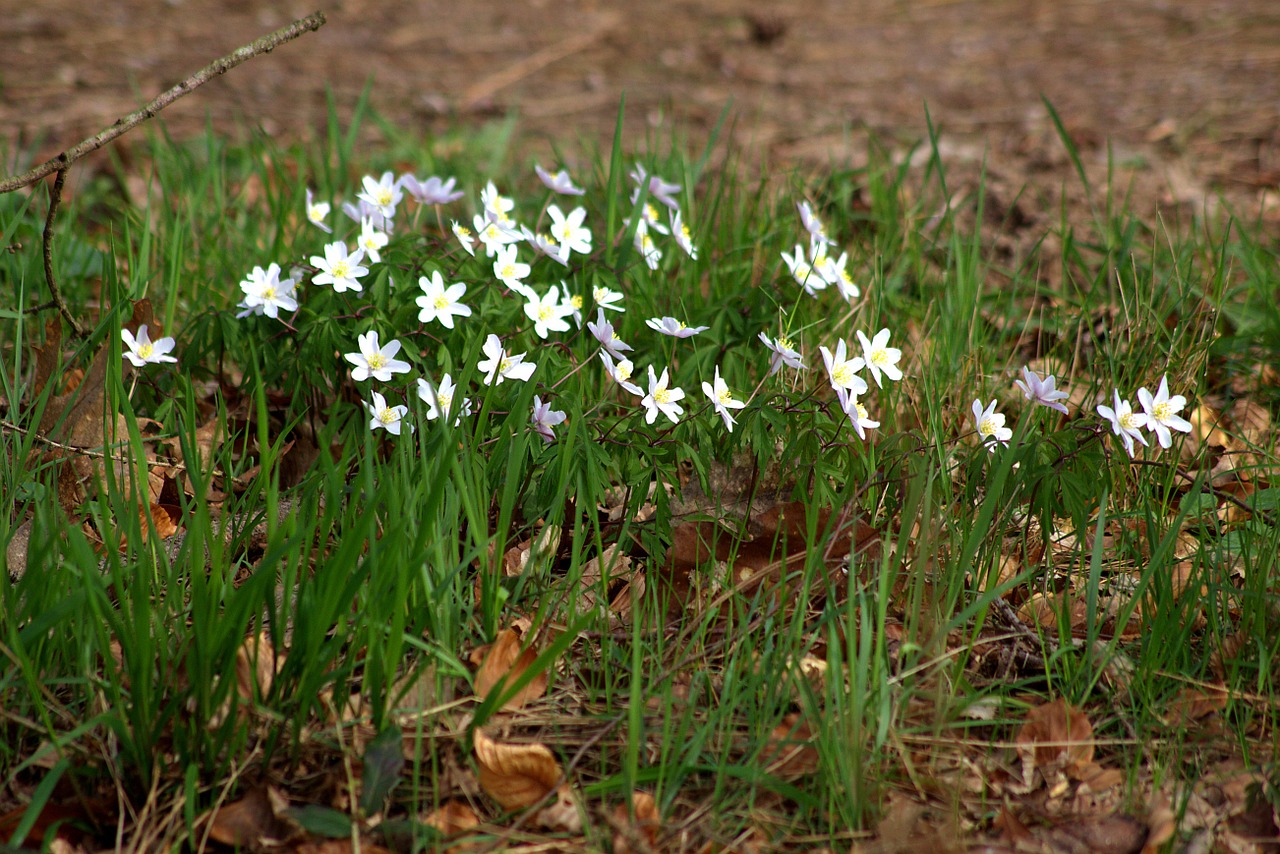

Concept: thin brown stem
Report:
left=42, top=166, right=86, bottom=338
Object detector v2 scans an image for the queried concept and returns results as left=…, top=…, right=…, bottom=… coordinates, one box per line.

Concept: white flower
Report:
left=817, top=250, right=859, bottom=301
left=344, top=331, right=412, bottom=382
left=782, top=244, right=826, bottom=296
left=629, top=165, right=682, bottom=209
left=1137, top=376, right=1192, bottom=449
left=305, top=188, right=332, bottom=233
left=477, top=333, right=536, bottom=385
left=530, top=395, right=567, bottom=444
left=535, top=164, right=585, bottom=196
left=481, top=181, right=516, bottom=222
left=1014, top=367, right=1070, bottom=416
left=797, top=200, right=835, bottom=246
left=646, top=316, right=708, bottom=338
left=559, top=281, right=585, bottom=327
left=474, top=213, right=521, bottom=257
left=237, top=263, right=298, bottom=319
left=547, top=204, right=592, bottom=259
left=671, top=209, right=697, bottom=259
left=417, top=373, right=471, bottom=425
left=634, top=220, right=663, bottom=270
left=343, top=199, right=390, bottom=232
left=366, top=391, right=411, bottom=435
left=819, top=340, right=867, bottom=395
left=493, top=243, right=532, bottom=293
left=855, top=328, right=903, bottom=388
left=356, top=171, right=403, bottom=221
left=599, top=350, right=643, bottom=396
left=701, top=367, right=746, bottom=432
left=121, top=324, right=177, bottom=367
left=519, top=225, right=565, bottom=265
left=451, top=221, right=477, bottom=256
left=310, top=242, right=369, bottom=293
left=415, top=272, right=472, bottom=328
left=629, top=196, right=670, bottom=236
left=1097, top=390, right=1150, bottom=457
left=398, top=174, right=463, bottom=205
left=523, top=286, right=575, bottom=339
left=587, top=309, right=633, bottom=359
left=759, top=332, right=805, bottom=375
left=593, top=284, right=625, bottom=312
left=838, top=390, right=880, bottom=440
left=641, top=366, right=685, bottom=424
left=972, top=399, right=1012, bottom=451
left=358, top=217, right=389, bottom=264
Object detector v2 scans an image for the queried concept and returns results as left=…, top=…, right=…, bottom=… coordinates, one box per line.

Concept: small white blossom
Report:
left=671, top=208, right=697, bottom=259
left=519, top=225, right=565, bottom=265
left=366, top=390, right=411, bottom=435
left=559, top=281, right=585, bottom=327
left=1014, top=367, right=1070, bottom=416
left=820, top=340, right=868, bottom=395
left=646, top=316, right=708, bottom=338
left=535, top=164, right=585, bottom=196
left=530, top=396, right=567, bottom=444
left=451, top=221, right=477, bottom=256
left=237, top=263, right=298, bottom=319
left=305, top=188, right=332, bottom=233
left=855, top=328, right=903, bottom=388
left=587, top=309, right=633, bottom=359
left=759, top=332, right=805, bottom=375
left=634, top=220, right=663, bottom=270
left=837, top=389, right=880, bottom=440
left=477, top=333, right=536, bottom=385
left=417, top=373, right=471, bottom=425
left=629, top=165, right=682, bottom=209
left=701, top=367, right=746, bottom=432
left=1097, top=390, right=1150, bottom=457
left=344, top=331, right=412, bottom=382
left=797, top=200, right=835, bottom=246
left=358, top=217, right=389, bottom=264
left=782, top=243, right=826, bottom=296
left=547, top=204, right=592, bottom=259
left=641, top=366, right=685, bottom=424
left=415, top=272, right=472, bottom=328
left=474, top=213, right=522, bottom=257
left=599, top=350, right=643, bottom=396
left=523, top=286, right=575, bottom=339
left=356, top=171, right=403, bottom=221
left=122, top=324, right=178, bottom=367
left=310, top=242, right=369, bottom=293
left=593, top=284, right=625, bottom=312
left=493, top=244, right=532, bottom=293
left=480, top=181, right=516, bottom=222
left=1138, top=376, right=1192, bottom=449
left=398, top=174, right=463, bottom=205
left=972, top=399, right=1012, bottom=451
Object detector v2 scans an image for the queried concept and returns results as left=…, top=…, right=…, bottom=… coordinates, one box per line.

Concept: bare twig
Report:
left=0, top=12, right=327, bottom=194
left=42, top=166, right=86, bottom=338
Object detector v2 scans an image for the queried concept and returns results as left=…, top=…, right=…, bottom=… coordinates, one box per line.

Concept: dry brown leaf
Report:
left=202, top=785, right=296, bottom=849
left=473, top=728, right=561, bottom=811
left=611, top=791, right=660, bottom=854
left=471, top=625, right=547, bottom=710
left=534, top=783, right=582, bottom=832
left=235, top=631, right=282, bottom=704
left=1163, top=682, right=1229, bottom=725
left=763, top=713, right=821, bottom=778
left=423, top=799, right=480, bottom=836
left=1015, top=699, right=1095, bottom=791
left=295, top=841, right=395, bottom=854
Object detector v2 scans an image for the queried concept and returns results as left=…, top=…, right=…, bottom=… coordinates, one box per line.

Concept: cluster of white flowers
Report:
left=973, top=366, right=1193, bottom=457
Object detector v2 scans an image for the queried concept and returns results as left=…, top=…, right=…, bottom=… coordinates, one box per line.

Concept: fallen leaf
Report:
left=471, top=625, right=548, bottom=710
left=762, top=712, right=821, bottom=778
left=611, top=791, right=660, bottom=854
left=423, top=799, right=480, bottom=836
left=235, top=631, right=281, bottom=704
left=1014, top=699, right=1095, bottom=791
left=473, top=728, right=561, bottom=811
left=202, top=785, right=296, bottom=849
left=535, top=783, right=582, bottom=832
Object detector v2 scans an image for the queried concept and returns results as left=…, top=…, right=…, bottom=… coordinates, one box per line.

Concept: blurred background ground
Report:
left=5, top=0, right=1280, bottom=227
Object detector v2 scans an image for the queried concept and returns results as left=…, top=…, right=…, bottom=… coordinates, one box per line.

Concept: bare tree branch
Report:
left=0, top=11, right=326, bottom=194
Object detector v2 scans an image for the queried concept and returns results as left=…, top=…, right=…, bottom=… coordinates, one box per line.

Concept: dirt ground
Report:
left=5, top=0, right=1280, bottom=223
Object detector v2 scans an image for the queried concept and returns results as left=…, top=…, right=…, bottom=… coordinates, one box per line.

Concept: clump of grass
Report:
left=1, top=99, right=1277, bottom=851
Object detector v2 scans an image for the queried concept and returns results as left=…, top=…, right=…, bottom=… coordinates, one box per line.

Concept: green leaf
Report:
left=285, top=804, right=353, bottom=838
left=359, top=725, right=405, bottom=816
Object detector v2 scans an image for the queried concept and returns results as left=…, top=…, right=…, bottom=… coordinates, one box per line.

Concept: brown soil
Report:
left=6, top=1, right=1280, bottom=219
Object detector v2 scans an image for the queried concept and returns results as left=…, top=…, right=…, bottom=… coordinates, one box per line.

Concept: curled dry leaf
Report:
left=1014, top=699, right=1095, bottom=791
left=473, top=727, right=561, bottom=811
left=535, top=783, right=583, bottom=833
left=203, top=784, right=297, bottom=849
left=611, top=791, right=660, bottom=854
left=235, top=631, right=282, bottom=704
left=423, top=799, right=480, bottom=836
left=471, top=625, right=547, bottom=710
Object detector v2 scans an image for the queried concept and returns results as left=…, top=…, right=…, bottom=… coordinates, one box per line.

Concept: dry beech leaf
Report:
left=203, top=785, right=295, bottom=849
left=423, top=800, right=480, bottom=836
left=763, top=712, right=821, bottom=778
left=473, top=728, right=561, bottom=811
left=235, top=631, right=282, bottom=704
left=1164, top=682, right=1229, bottom=725
left=535, top=783, right=582, bottom=833
left=611, top=791, right=660, bottom=854
left=1015, top=699, right=1096, bottom=790
left=471, top=625, right=547, bottom=710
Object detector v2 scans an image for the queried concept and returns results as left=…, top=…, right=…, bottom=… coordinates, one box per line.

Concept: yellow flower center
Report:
left=138, top=343, right=154, bottom=359
left=645, top=204, right=659, bottom=221
left=378, top=408, right=398, bottom=425
left=500, top=264, right=517, bottom=279
left=855, top=403, right=870, bottom=420
left=831, top=364, right=853, bottom=386
left=499, top=357, right=512, bottom=373
left=457, top=226, right=472, bottom=238
left=375, top=189, right=393, bottom=207
left=262, top=286, right=277, bottom=301
left=617, top=362, right=633, bottom=382
left=717, top=389, right=734, bottom=406
left=537, top=305, right=554, bottom=321
left=368, top=354, right=387, bottom=370
left=871, top=348, right=888, bottom=365
left=1119, top=411, right=1140, bottom=430
left=654, top=388, right=671, bottom=404
left=438, top=392, right=452, bottom=412
left=1153, top=402, right=1172, bottom=421
left=434, top=294, right=450, bottom=309
left=777, top=336, right=794, bottom=351
left=979, top=417, right=998, bottom=437
left=332, top=260, right=350, bottom=278
left=570, top=295, right=583, bottom=309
